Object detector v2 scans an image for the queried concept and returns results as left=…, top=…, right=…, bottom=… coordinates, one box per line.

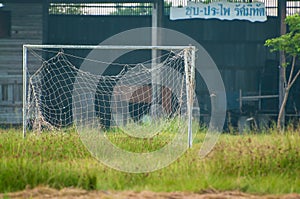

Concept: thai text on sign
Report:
left=170, top=1, right=267, bottom=22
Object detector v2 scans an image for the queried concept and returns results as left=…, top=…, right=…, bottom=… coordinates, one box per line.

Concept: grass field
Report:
left=0, top=126, right=299, bottom=195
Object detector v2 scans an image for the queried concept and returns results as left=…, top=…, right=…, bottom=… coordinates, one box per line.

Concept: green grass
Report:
left=0, top=127, right=299, bottom=194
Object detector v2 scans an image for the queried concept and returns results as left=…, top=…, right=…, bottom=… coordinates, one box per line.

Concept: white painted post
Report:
left=186, top=46, right=196, bottom=148
left=22, top=45, right=27, bottom=138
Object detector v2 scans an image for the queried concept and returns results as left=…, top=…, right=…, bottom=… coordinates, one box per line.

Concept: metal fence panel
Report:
left=47, top=0, right=300, bottom=16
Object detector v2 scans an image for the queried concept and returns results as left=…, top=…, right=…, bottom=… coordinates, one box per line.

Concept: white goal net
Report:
left=23, top=45, right=198, bottom=147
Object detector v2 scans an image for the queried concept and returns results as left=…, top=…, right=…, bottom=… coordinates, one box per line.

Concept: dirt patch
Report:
left=0, top=187, right=300, bottom=199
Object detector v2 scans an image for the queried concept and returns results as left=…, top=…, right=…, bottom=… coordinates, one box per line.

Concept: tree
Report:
left=112, top=3, right=150, bottom=15
left=110, top=2, right=172, bottom=16
left=265, top=14, right=300, bottom=130
left=49, top=3, right=86, bottom=15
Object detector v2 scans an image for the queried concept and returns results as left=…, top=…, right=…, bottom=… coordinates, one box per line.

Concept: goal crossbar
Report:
left=23, top=44, right=195, bottom=51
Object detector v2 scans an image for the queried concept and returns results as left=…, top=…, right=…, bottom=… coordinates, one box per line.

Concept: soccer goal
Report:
left=23, top=44, right=198, bottom=147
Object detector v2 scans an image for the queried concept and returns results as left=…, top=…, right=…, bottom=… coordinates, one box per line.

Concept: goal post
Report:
left=22, top=44, right=197, bottom=147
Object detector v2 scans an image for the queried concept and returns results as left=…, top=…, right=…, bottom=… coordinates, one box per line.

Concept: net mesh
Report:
left=25, top=47, right=197, bottom=138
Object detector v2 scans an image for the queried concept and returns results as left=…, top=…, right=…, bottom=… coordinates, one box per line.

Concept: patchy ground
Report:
left=1, top=187, right=300, bottom=199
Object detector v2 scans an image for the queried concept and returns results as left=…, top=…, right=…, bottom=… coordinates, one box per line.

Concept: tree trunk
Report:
left=277, top=88, right=289, bottom=130
left=277, top=56, right=299, bottom=131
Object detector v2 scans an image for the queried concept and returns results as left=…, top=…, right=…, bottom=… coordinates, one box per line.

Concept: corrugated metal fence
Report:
left=0, top=75, right=22, bottom=125
left=48, top=0, right=300, bottom=16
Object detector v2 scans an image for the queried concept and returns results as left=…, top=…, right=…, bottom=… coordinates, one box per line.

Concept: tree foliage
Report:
left=110, top=2, right=172, bottom=16
left=49, top=3, right=86, bottom=15
left=265, top=14, right=300, bottom=58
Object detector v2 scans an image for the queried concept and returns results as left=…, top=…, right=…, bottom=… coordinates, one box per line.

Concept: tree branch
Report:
left=289, top=68, right=300, bottom=89
left=288, top=55, right=296, bottom=85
